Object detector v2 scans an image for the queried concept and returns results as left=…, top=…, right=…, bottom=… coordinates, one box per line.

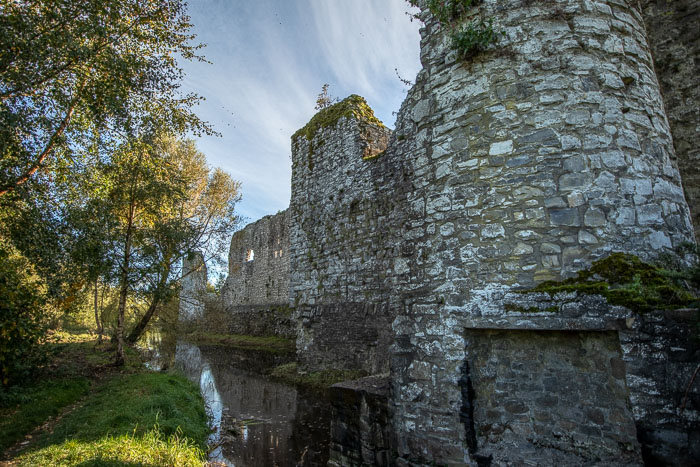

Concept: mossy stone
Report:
left=292, top=95, right=385, bottom=141
left=526, top=252, right=696, bottom=313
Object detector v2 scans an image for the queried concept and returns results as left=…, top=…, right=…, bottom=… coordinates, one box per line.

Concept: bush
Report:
left=410, top=0, right=501, bottom=61
left=0, top=241, right=52, bottom=387
left=451, top=18, right=499, bottom=60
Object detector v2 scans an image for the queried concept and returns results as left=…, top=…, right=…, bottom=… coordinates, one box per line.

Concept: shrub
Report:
left=409, top=0, right=501, bottom=61
left=0, top=241, right=52, bottom=387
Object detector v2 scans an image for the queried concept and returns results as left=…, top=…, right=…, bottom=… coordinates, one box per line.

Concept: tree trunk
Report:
left=0, top=98, right=78, bottom=197
left=115, top=203, right=134, bottom=367
left=127, top=254, right=172, bottom=344
left=94, top=280, right=104, bottom=345
left=115, top=271, right=128, bottom=366
left=126, top=296, right=160, bottom=344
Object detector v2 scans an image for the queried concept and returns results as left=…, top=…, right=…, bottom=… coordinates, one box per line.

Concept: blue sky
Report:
left=180, top=0, right=422, bottom=225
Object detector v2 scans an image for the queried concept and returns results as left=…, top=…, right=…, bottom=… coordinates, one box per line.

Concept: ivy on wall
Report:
left=409, top=0, right=502, bottom=61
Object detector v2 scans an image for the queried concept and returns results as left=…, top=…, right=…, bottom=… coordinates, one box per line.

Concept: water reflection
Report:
left=173, top=341, right=332, bottom=466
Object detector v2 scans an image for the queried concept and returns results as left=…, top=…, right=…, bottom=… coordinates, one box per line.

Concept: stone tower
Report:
left=384, top=0, right=695, bottom=464
left=212, top=0, right=698, bottom=463
left=179, top=251, right=207, bottom=322
left=289, top=95, right=396, bottom=374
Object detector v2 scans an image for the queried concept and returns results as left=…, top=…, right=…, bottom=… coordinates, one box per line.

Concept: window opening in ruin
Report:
left=246, top=249, right=254, bottom=262
left=279, top=249, right=283, bottom=257
left=274, top=251, right=278, bottom=258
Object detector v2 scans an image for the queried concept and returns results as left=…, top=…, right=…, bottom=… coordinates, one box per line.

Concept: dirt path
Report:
left=0, top=394, right=89, bottom=465
left=0, top=339, right=135, bottom=465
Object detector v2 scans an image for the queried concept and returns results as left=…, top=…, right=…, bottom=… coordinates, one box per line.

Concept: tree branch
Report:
left=0, top=94, right=80, bottom=197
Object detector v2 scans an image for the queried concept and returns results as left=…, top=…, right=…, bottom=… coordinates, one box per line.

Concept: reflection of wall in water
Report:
left=175, top=342, right=205, bottom=382
left=207, top=366, right=298, bottom=421
left=196, top=347, right=300, bottom=467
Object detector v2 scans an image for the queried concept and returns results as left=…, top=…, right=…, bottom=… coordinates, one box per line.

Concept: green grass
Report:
left=184, top=332, right=295, bottom=354
left=0, top=378, right=90, bottom=452
left=34, top=372, right=209, bottom=448
left=16, top=372, right=208, bottom=466
left=269, top=362, right=366, bottom=390
left=1, top=333, right=210, bottom=466
left=17, top=427, right=205, bottom=467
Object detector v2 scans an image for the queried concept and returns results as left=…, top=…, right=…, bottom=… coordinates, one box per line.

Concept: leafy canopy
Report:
left=0, top=0, right=212, bottom=196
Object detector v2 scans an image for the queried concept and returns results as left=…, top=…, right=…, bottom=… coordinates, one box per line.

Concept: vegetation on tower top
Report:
left=293, top=95, right=385, bottom=141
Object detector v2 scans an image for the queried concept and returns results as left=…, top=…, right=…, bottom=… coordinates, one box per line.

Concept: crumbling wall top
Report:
left=292, top=94, right=386, bottom=142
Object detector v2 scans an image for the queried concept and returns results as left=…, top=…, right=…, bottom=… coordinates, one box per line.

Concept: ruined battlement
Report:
left=290, top=96, right=396, bottom=373
left=221, top=209, right=290, bottom=308
left=179, top=252, right=208, bottom=321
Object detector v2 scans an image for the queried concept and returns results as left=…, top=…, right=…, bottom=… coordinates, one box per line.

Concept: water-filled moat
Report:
left=151, top=340, right=332, bottom=466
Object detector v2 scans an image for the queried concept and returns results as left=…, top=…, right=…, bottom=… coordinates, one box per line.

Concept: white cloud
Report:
left=179, top=0, right=422, bottom=224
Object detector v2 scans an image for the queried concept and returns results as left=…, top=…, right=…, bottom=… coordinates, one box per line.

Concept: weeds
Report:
left=409, top=0, right=501, bottom=61
left=269, top=362, right=366, bottom=390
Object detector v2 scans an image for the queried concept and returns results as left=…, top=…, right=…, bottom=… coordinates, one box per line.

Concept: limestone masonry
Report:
left=183, top=0, right=699, bottom=464
left=179, top=252, right=207, bottom=322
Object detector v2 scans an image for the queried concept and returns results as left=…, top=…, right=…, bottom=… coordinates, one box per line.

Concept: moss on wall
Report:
left=525, top=253, right=697, bottom=313
left=292, top=95, right=385, bottom=141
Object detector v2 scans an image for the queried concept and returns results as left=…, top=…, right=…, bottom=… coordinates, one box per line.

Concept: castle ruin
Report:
left=183, top=0, right=699, bottom=464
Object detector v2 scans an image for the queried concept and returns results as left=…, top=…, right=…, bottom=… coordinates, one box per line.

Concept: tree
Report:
left=315, top=83, right=339, bottom=111
left=75, top=131, right=240, bottom=364
left=0, top=0, right=211, bottom=197
left=125, top=136, right=241, bottom=344
left=0, top=240, right=51, bottom=387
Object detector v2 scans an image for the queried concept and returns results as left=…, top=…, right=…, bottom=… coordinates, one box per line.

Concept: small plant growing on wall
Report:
left=408, top=0, right=502, bottom=61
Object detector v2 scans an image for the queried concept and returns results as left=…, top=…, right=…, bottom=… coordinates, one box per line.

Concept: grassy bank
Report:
left=269, top=362, right=366, bottom=390
left=184, top=331, right=295, bottom=354
left=0, top=333, right=210, bottom=466
left=0, top=378, right=90, bottom=453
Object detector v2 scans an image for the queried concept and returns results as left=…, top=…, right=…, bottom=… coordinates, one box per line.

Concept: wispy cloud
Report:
left=180, top=0, right=421, bottom=224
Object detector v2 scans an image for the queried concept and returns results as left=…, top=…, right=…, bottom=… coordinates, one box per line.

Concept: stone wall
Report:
left=641, top=0, right=700, bottom=242
left=179, top=251, right=207, bottom=321
left=387, top=0, right=695, bottom=463
left=221, top=210, right=290, bottom=307
left=465, top=329, right=641, bottom=465
left=222, top=304, right=295, bottom=339
left=289, top=97, right=399, bottom=374
left=201, top=0, right=699, bottom=463
left=620, top=308, right=700, bottom=465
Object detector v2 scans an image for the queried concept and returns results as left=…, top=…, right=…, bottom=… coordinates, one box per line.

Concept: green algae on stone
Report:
left=504, top=303, right=559, bottom=313
left=292, top=95, right=385, bottom=141
left=526, top=252, right=696, bottom=313
left=362, top=149, right=385, bottom=161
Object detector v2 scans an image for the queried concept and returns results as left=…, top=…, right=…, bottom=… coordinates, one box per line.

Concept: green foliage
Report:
left=0, top=378, right=90, bottom=452
left=0, top=241, right=53, bottom=387
left=17, top=427, right=206, bottom=467
left=451, top=18, right=500, bottom=60
left=293, top=95, right=385, bottom=141
left=68, top=130, right=241, bottom=358
left=409, top=0, right=501, bottom=61
left=655, top=242, right=700, bottom=294
left=528, top=252, right=698, bottom=313
left=0, top=0, right=211, bottom=196
left=424, top=0, right=480, bottom=24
